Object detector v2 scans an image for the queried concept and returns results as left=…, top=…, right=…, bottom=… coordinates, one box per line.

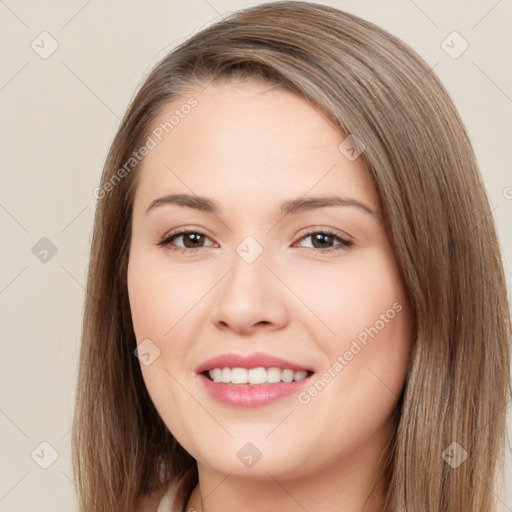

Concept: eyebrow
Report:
left=145, top=193, right=377, bottom=217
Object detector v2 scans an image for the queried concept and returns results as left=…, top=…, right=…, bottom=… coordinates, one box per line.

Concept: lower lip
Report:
left=198, top=373, right=313, bottom=408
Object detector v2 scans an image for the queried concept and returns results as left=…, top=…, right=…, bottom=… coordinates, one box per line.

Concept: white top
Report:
left=155, top=479, right=183, bottom=512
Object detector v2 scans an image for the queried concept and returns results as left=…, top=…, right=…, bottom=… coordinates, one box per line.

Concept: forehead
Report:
left=133, top=81, right=379, bottom=215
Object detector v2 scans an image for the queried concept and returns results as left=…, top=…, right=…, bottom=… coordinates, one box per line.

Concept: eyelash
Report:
left=157, top=228, right=353, bottom=255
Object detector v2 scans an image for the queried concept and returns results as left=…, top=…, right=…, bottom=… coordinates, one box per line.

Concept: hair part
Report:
left=72, top=2, right=511, bottom=511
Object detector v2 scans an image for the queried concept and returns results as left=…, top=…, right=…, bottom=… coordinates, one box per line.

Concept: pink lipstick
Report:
left=196, top=352, right=314, bottom=408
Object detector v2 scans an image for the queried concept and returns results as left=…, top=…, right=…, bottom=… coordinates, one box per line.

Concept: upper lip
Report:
left=195, top=352, right=314, bottom=374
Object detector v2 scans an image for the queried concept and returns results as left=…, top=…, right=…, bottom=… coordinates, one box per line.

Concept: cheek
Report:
left=296, top=249, right=413, bottom=406
left=127, top=250, right=202, bottom=340
left=128, top=252, right=200, bottom=443
left=294, top=259, right=412, bottom=455
left=127, top=250, right=155, bottom=337
left=291, top=249, right=409, bottom=347
left=127, top=250, right=204, bottom=394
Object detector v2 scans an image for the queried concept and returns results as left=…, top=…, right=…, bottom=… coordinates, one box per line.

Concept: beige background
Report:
left=0, top=1, right=511, bottom=510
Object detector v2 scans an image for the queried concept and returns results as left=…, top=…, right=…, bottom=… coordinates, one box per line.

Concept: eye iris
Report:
left=183, top=233, right=204, bottom=248
left=311, top=233, right=333, bottom=249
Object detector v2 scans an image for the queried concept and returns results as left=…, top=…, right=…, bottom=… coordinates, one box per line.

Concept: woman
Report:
left=72, top=2, right=511, bottom=511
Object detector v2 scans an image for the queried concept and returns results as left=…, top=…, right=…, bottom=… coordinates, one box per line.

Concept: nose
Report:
left=210, top=246, right=289, bottom=336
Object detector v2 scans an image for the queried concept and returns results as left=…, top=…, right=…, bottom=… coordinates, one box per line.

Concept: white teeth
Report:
left=293, top=370, right=308, bottom=381
left=207, top=366, right=310, bottom=385
left=266, top=367, right=282, bottom=383
left=248, top=367, right=267, bottom=384
left=281, top=369, right=294, bottom=383
left=231, top=368, right=248, bottom=384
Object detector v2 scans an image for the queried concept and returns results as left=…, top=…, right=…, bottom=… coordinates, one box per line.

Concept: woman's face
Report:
left=127, top=80, right=413, bottom=482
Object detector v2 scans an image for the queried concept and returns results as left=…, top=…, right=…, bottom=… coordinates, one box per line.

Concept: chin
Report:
left=187, top=435, right=319, bottom=480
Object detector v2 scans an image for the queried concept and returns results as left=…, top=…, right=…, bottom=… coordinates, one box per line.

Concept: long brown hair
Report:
left=72, top=2, right=511, bottom=511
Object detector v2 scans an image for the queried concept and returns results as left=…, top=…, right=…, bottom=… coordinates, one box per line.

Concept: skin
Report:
left=127, top=80, right=414, bottom=512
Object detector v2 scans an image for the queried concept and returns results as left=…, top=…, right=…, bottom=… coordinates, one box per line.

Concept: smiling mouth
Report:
left=202, top=367, right=314, bottom=385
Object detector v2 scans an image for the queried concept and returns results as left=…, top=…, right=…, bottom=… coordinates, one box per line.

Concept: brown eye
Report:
left=295, top=230, right=353, bottom=253
left=171, top=232, right=206, bottom=248
left=157, top=230, right=215, bottom=253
